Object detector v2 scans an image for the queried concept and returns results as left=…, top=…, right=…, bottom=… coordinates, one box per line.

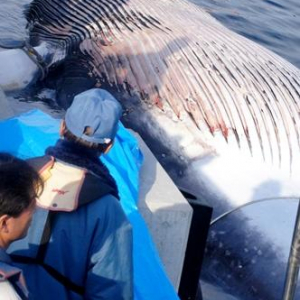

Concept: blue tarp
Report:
left=0, top=109, right=179, bottom=300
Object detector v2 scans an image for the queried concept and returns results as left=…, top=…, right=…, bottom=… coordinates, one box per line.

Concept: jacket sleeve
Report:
left=84, top=195, right=133, bottom=300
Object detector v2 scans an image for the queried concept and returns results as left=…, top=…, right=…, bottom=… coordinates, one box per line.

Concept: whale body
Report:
left=1, top=0, right=300, bottom=299
left=23, top=0, right=300, bottom=215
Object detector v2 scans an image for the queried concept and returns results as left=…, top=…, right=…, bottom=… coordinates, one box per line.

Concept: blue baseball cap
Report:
left=65, top=88, right=122, bottom=144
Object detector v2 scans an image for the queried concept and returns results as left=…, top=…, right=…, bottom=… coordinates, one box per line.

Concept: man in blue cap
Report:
left=8, top=89, right=133, bottom=300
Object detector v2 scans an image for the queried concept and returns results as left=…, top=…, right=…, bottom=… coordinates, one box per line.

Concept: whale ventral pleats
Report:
left=25, top=0, right=300, bottom=172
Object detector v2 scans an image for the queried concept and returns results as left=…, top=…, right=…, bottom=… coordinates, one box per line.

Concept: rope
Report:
left=21, top=40, right=48, bottom=80
left=211, top=196, right=300, bottom=225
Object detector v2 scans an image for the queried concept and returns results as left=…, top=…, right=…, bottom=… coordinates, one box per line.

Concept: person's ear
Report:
left=59, top=120, right=66, bottom=137
left=0, top=215, right=10, bottom=234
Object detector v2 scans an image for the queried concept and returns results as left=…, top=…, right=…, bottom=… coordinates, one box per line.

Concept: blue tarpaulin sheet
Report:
left=0, top=109, right=179, bottom=300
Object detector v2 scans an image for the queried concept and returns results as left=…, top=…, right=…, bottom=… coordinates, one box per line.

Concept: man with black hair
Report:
left=8, top=88, right=133, bottom=300
left=0, top=153, right=43, bottom=300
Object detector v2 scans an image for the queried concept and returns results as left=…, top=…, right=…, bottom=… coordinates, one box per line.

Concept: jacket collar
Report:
left=45, top=139, right=119, bottom=199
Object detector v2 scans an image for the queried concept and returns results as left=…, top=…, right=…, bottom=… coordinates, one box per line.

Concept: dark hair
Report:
left=62, top=126, right=110, bottom=153
left=0, top=153, right=44, bottom=217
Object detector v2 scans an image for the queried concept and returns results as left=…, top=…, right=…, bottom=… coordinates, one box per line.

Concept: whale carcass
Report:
left=2, top=0, right=300, bottom=299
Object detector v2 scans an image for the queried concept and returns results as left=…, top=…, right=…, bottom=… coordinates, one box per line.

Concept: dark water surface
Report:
left=195, top=0, right=300, bottom=68
left=0, top=1, right=29, bottom=42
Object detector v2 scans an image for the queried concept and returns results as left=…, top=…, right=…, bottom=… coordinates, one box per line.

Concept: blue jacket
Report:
left=8, top=140, right=133, bottom=300
left=0, top=248, right=29, bottom=300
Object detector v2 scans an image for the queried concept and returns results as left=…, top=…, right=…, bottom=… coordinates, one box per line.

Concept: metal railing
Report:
left=283, top=199, right=300, bottom=300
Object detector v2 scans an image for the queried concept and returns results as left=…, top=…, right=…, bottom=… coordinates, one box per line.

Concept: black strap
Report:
left=36, top=211, right=54, bottom=262
left=11, top=212, right=85, bottom=296
left=10, top=255, right=85, bottom=296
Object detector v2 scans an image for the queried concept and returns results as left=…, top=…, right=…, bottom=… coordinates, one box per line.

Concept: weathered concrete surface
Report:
left=0, top=88, right=14, bottom=119
left=135, top=132, right=193, bottom=291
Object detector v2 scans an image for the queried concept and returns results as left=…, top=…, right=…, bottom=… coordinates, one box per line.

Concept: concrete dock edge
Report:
left=135, top=132, right=193, bottom=291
